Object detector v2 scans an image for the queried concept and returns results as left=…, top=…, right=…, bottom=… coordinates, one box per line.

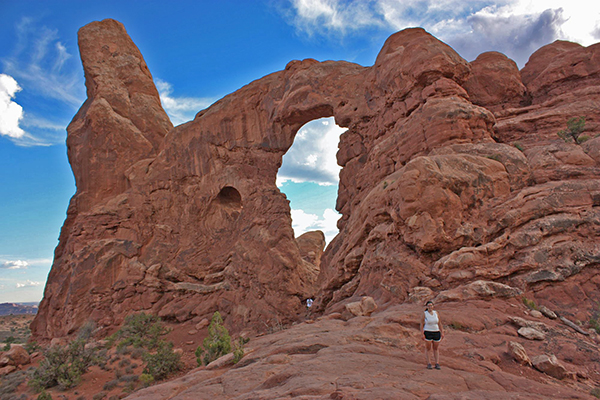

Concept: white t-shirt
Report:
left=424, top=310, right=439, bottom=331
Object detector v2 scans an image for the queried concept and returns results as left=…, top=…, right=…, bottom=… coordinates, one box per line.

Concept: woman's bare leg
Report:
left=425, top=341, right=433, bottom=365
left=432, top=341, right=440, bottom=364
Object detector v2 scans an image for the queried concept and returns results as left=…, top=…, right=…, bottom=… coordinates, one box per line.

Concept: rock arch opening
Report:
left=277, top=117, right=346, bottom=244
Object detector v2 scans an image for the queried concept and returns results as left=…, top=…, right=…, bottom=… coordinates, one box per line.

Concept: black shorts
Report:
left=424, top=331, right=441, bottom=342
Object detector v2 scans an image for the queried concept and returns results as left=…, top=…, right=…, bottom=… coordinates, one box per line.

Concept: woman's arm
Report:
left=437, top=312, right=444, bottom=338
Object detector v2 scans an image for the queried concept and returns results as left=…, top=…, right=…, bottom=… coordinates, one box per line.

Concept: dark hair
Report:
left=425, top=301, right=433, bottom=306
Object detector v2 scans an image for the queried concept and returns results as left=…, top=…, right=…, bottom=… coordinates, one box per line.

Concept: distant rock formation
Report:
left=0, top=303, right=37, bottom=316
left=32, top=19, right=600, bottom=343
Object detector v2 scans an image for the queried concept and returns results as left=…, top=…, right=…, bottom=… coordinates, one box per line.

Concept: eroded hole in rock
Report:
left=276, top=117, right=346, bottom=245
left=216, top=186, right=242, bottom=208
left=205, top=186, right=243, bottom=230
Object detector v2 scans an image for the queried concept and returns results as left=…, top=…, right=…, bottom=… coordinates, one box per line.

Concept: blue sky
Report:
left=1, top=0, right=599, bottom=302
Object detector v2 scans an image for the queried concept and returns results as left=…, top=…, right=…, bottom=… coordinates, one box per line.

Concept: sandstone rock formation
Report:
left=29, top=18, right=600, bottom=398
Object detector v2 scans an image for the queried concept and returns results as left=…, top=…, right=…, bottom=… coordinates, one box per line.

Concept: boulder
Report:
left=509, top=317, right=548, bottom=332
left=345, top=297, right=377, bottom=317
left=532, top=354, right=568, bottom=380
left=0, top=345, right=30, bottom=367
left=518, top=327, right=546, bottom=341
left=507, top=341, right=531, bottom=366
left=538, top=305, right=557, bottom=319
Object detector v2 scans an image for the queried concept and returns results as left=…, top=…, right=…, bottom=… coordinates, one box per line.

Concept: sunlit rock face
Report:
left=32, top=19, right=600, bottom=340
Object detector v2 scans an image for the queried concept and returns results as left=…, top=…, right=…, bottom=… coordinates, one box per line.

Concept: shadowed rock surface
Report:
left=30, top=18, right=600, bottom=398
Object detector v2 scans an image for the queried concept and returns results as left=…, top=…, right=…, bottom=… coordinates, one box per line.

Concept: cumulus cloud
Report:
left=284, top=0, right=600, bottom=67
left=278, top=117, right=346, bottom=186
left=0, top=74, right=26, bottom=139
left=16, top=280, right=42, bottom=288
left=450, top=7, right=566, bottom=66
left=291, top=208, right=340, bottom=243
left=1, top=260, right=29, bottom=269
left=155, top=79, right=215, bottom=126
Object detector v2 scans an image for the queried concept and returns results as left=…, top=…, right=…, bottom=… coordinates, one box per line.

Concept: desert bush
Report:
left=77, top=321, right=97, bottom=341
left=590, top=303, right=600, bottom=334
left=138, top=373, right=154, bottom=387
left=103, top=379, right=119, bottom=391
left=591, top=387, right=600, bottom=398
left=37, top=390, right=53, bottom=400
left=3, top=336, right=16, bottom=351
left=522, top=297, right=537, bottom=310
left=130, top=347, right=145, bottom=360
left=558, top=116, right=586, bottom=143
left=118, top=358, right=131, bottom=368
left=196, top=312, right=231, bottom=366
left=107, top=313, right=169, bottom=350
left=0, top=370, right=27, bottom=397
left=233, top=337, right=249, bottom=364
left=142, top=341, right=182, bottom=381
left=29, top=339, right=99, bottom=391
left=25, top=341, right=42, bottom=354
left=118, top=374, right=138, bottom=383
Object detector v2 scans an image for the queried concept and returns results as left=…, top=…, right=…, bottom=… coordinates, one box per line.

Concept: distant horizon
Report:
left=2, top=0, right=599, bottom=303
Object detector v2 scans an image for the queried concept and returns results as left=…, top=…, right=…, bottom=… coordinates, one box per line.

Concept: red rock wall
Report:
left=31, top=20, right=600, bottom=339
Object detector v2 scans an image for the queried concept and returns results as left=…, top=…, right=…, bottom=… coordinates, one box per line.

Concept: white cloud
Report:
left=1, top=18, right=83, bottom=146
left=155, top=79, right=215, bottom=126
left=291, top=208, right=340, bottom=243
left=0, top=74, right=26, bottom=139
left=285, top=0, right=600, bottom=67
left=3, top=19, right=83, bottom=107
left=16, top=280, right=42, bottom=288
left=1, top=260, right=29, bottom=269
left=278, top=117, right=346, bottom=186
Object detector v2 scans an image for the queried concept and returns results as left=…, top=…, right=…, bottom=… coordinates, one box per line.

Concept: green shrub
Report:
left=29, top=339, right=99, bottom=391
left=77, top=321, right=97, bottom=341
left=591, top=387, right=600, bottom=398
left=3, top=336, right=16, bottom=351
left=232, top=337, right=248, bottom=364
left=142, top=341, right=182, bottom=381
left=557, top=116, right=586, bottom=143
left=37, top=390, right=53, bottom=400
left=107, top=313, right=169, bottom=350
left=196, top=312, right=231, bottom=366
left=522, top=297, right=537, bottom=310
left=25, top=341, right=42, bottom=354
left=138, top=373, right=154, bottom=387
left=103, top=379, right=119, bottom=391
left=590, top=303, right=600, bottom=334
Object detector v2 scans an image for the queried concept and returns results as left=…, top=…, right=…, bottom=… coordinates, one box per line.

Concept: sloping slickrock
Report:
left=125, top=302, right=592, bottom=399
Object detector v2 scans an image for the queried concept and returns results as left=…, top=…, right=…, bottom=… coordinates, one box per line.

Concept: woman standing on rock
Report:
left=420, top=300, right=444, bottom=369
